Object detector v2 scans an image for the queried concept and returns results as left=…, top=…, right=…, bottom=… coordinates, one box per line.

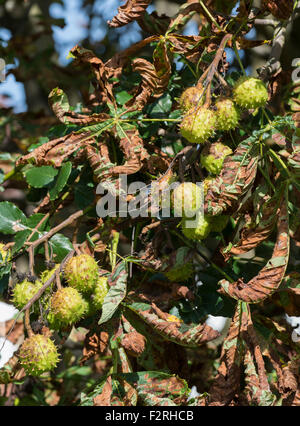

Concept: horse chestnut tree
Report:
left=0, top=0, right=300, bottom=407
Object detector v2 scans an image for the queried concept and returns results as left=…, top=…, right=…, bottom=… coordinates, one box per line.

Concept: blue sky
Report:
left=0, top=0, right=253, bottom=112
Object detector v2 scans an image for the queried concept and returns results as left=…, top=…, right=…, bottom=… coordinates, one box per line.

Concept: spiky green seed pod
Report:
left=200, top=142, right=233, bottom=175
left=208, top=215, right=229, bottom=232
left=19, top=334, right=59, bottom=376
left=180, top=107, right=217, bottom=144
left=48, top=287, right=88, bottom=328
left=64, top=254, right=98, bottom=293
left=40, top=264, right=60, bottom=284
left=181, top=214, right=211, bottom=241
left=179, top=85, right=204, bottom=112
left=11, top=280, right=43, bottom=310
left=0, top=243, right=11, bottom=265
left=215, top=98, right=240, bottom=131
left=233, top=77, right=268, bottom=109
left=39, top=265, right=61, bottom=296
left=92, top=277, right=110, bottom=310
left=172, top=182, right=203, bottom=218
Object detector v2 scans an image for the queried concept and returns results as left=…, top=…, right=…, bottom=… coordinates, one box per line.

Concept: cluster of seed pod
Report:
left=10, top=254, right=110, bottom=376
left=179, top=76, right=269, bottom=145
left=174, top=76, right=269, bottom=241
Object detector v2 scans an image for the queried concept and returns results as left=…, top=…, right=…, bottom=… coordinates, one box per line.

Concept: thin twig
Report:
left=55, top=267, right=62, bottom=290
left=27, top=210, right=84, bottom=251
left=24, top=309, right=33, bottom=337
left=26, top=213, right=50, bottom=243
left=0, top=250, right=75, bottom=354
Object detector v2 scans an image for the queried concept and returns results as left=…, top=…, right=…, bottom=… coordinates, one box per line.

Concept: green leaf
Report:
left=47, top=233, right=73, bottom=262
left=28, top=137, right=49, bottom=153
left=0, top=202, right=27, bottom=234
left=25, top=166, right=58, bottom=188
left=49, top=162, right=72, bottom=200
left=13, top=213, right=49, bottom=253
left=99, top=261, right=128, bottom=325
left=116, top=90, right=133, bottom=105
left=74, top=167, right=95, bottom=210
left=0, top=153, right=12, bottom=161
left=148, top=93, right=172, bottom=118
left=0, top=273, right=10, bottom=296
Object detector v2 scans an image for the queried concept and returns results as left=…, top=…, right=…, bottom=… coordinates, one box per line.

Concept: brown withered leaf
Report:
left=70, top=45, right=115, bottom=106
left=85, top=141, right=115, bottom=180
left=108, top=0, right=152, bottom=28
left=205, top=137, right=259, bottom=216
left=111, top=128, right=149, bottom=175
left=153, top=38, right=172, bottom=96
left=242, top=347, right=275, bottom=405
left=121, top=330, right=146, bottom=357
left=293, top=112, right=300, bottom=128
left=137, top=375, right=188, bottom=406
left=222, top=191, right=281, bottom=260
left=93, top=376, right=112, bottom=406
left=128, top=302, right=220, bottom=347
left=125, top=57, right=169, bottom=110
left=80, top=316, right=122, bottom=364
left=80, top=330, right=110, bottom=364
left=288, top=149, right=300, bottom=176
left=241, top=309, right=275, bottom=405
left=169, top=34, right=206, bottom=64
left=48, top=87, right=110, bottom=125
left=289, top=389, right=300, bottom=406
left=209, top=302, right=244, bottom=406
left=16, top=132, right=93, bottom=168
left=219, top=200, right=289, bottom=303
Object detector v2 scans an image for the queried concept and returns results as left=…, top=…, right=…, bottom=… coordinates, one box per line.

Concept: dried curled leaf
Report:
left=49, top=87, right=110, bottom=125
left=93, top=376, right=112, bottom=406
left=169, top=34, right=206, bottom=64
left=121, top=330, right=146, bottom=357
left=126, top=53, right=171, bottom=110
left=219, top=200, right=289, bottom=303
left=209, top=302, right=244, bottom=406
left=205, top=137, right=259, bottom=216
left=126, top=59, right=156, bottom=110
left=108, top=0, right=152, bottom=28
left=70, top=45, right=115, bottom=106
left=16, top=132, right=93, bottom=168
left=85, top=142, right=116, bottom=180
left=116, top=371, right=189, bottom=406
left=222, top=190, right=281, bottom=260
left=126, top=302, right=220, bottom=347
left=241, top=313, right=275, bottom=406
left=111, top=128, right=149, bottom=175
